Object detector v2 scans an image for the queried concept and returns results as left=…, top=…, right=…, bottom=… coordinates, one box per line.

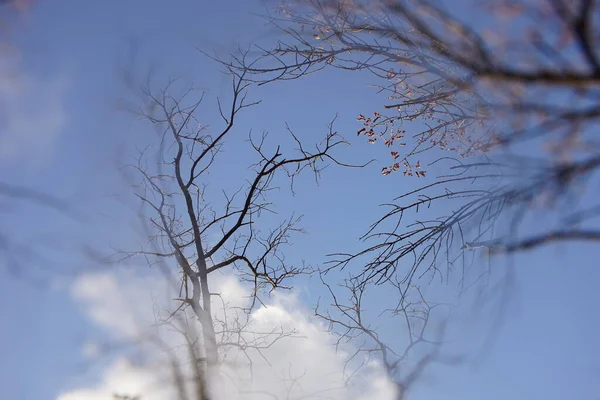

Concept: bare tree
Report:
left=213, top=0, right=600, bottom=291
left=121, top=59, right=360, bottom=399
left=108, top=2, right=600, bottom=396
left=314, top=270, right=460, bottom=400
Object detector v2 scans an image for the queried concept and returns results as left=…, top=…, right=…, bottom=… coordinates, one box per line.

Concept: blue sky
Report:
left=1, top=1, right=600, bottom=399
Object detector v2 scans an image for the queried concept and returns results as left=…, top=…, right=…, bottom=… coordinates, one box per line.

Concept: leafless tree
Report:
left=120, top=58, right=361, bottom=399
left=108, top=1, right=600, bottom=395
left=314, top=270, right=460, bottom=400
left=213, top=0, right=600, bottom=291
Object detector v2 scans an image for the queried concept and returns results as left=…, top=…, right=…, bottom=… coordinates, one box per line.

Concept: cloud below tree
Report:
left=58, top=270, right=397, bottom=400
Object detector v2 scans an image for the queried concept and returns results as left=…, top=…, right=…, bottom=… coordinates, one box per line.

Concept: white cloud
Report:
left=58, top=357, right=178, bottom=400
left=71, top=271, right=171, bottom=340
left=0, top=58, right=67, bottom=166
left=60, top=270, right=398, bottom=400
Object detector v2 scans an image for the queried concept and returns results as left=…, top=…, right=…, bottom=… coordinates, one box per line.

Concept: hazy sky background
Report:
left=1, top=1, right=599, bottom=399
